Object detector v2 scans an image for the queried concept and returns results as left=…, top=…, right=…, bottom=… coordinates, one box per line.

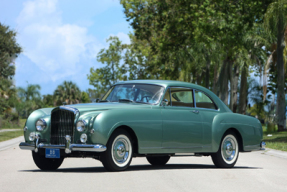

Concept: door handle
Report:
left=191, top=110, right=199, bottom=114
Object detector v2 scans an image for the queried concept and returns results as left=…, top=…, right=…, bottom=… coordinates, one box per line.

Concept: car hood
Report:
left=38, top=102, right=154, bottom=116
left=68, top=102, right=153, bottom=112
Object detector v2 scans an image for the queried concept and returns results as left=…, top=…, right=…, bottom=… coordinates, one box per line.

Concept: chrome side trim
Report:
left=174, top=153, right=195, bottom=156
left=19, top=142, right=107, bottom=152
left=163, top=146, right=203, bottom=149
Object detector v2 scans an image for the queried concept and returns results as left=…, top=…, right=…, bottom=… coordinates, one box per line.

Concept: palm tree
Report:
left=17, top=84, right=42, bottom=118
left=54, top=81, right=81, bottom=105
left=264, top=0, right=287, bottom=131
left=18, top=84, right=41, bottom=101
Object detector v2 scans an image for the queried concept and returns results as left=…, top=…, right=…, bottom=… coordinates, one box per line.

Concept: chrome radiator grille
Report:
left=50, top=109, right=75, bottom=144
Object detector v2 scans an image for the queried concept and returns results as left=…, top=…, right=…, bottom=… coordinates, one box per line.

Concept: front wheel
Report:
left=32, top=151, right=64, bottom=170
left=101, top=129, right=133, bottom=171
left=211, top=132, right=239, bottom=168
left=146, top=156, right=170, bottom=166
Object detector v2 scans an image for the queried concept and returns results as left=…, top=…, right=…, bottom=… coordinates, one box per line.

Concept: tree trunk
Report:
left=263, top=50, right=276, bottom=101
left=218, top=59, right=229, bottom=105
left=276, top=17, right=286, bottom=131
left=238, top=63, right=248, bottom=114
left=196, top=71, right=203, bottom=86
left=230, top=63, right=239, bottom=112
left=205, top=55, right=210, bottom=89
left=213, top=64, right=219, bottom=96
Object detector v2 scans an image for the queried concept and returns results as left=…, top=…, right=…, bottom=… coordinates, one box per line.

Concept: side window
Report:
left=194, top=90, right=217, bottom=109
left=163, top=88, right=171, bottom=106
left=170, top=88, right=194, bottom=107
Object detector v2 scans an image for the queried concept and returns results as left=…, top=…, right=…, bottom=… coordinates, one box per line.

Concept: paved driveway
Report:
left=0, top=138, right=286, bottom=192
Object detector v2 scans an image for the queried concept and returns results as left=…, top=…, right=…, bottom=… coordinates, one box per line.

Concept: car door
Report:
left=161, top=87, right=203, bottom=151
left=193, top=89, right=220, bottom=151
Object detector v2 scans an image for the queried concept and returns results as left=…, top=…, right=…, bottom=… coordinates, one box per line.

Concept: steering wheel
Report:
left=141, top=96, right=152, bottom=103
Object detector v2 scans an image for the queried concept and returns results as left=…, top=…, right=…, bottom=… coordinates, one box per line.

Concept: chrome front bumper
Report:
left=19, top=134, right=106, bottom=153
left=260, top=141, right=266, bottom=150
left=19, top=142, right=106, bottom=152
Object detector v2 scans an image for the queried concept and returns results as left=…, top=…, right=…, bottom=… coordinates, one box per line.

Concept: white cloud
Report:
left=116, top=32, right=131, bottom=44
left=108, top=32, right=131, bottom=45
left=16, top=0, right=100, bottom=82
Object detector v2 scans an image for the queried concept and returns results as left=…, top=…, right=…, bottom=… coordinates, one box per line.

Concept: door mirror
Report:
left=93, top=98, right=100, bottom=103
left=162, top=99, right=168, bottom=106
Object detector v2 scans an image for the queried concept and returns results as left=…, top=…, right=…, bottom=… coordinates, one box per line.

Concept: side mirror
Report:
left=93, top=98, right=100, bottom=103
left=162, top=99, right=168, bottom=106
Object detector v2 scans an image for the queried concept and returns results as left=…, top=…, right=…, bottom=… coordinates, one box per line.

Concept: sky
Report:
left=0, top=0, right=131, bottom=95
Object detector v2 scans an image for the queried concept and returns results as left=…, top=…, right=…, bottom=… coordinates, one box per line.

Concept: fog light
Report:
left=29, top=132, right=35, bottom=141
left=80, top=133, right=87, bottom=143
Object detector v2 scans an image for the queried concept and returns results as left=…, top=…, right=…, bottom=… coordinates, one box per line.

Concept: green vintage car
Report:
left=19, top=80, right=265, bottom=171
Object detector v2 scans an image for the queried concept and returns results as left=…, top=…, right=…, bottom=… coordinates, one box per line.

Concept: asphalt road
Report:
left=1, top=138, right=287, bottom=192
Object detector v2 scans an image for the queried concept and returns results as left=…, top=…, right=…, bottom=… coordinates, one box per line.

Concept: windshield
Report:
left=101, top=84, right=165, bottom=105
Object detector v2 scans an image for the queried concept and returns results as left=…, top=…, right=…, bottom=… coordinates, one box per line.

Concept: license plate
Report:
left=45, top=148, right=60, bottom=158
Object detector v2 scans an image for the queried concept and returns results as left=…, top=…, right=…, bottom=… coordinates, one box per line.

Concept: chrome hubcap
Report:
left=112, top=135, right=131, bottom=166
left=221, top=136, right=237, bottom=162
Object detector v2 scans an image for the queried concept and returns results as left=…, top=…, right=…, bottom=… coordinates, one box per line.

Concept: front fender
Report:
left=24, top=108, right=53, bottom=143
left=91, top=107, right=162, bottom=150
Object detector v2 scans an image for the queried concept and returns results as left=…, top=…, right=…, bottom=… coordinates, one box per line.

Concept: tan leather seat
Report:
left=196, top=102, right=216, bottom=109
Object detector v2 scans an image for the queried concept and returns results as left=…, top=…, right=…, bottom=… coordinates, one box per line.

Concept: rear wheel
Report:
left=32, top=151, right=64, bottom=170
left=211, top=131, right=239, bottom=168
left=146, top=156, right=170, bottom=166
left=101, top=129, right=133, bottom=171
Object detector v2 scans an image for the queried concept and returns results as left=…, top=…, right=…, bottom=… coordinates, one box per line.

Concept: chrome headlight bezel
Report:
left=76, top=120, right=87, bottom=132
left=35, top=119, right=47, bottom=131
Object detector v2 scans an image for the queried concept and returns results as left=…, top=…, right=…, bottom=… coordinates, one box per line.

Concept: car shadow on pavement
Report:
left=19, top=164, right=262, bottom=173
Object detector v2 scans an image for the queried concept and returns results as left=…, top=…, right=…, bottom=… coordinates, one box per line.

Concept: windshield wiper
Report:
left=99, top=99, right=110, bottom=102
left=118, top=99, right=134, bottom=103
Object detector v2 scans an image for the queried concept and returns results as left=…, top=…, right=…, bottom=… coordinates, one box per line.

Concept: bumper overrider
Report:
left=19, top=134, right=106, bottom=153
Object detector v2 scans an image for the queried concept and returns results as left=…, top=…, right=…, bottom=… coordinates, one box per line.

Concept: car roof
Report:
left=114, top=80, right=232, bottom=112
left=115, top=79, right=200, bottom=88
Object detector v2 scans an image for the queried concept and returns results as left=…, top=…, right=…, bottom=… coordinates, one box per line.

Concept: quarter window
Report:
left=194, top=90, right=217, bottom=109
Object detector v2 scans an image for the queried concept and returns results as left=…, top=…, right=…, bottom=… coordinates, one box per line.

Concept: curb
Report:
left=0, top=136, right=24, bottom=151
left=0, top=129, right=22, bottom=133
left=260, top=148, right=287, bottom=159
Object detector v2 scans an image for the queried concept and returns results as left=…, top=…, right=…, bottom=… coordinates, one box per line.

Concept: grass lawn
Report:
left=0, top=130, right=23, bottom=142
left=263, top=131, right=287, bottom=152
left=0, top=118, right=26, bottom=130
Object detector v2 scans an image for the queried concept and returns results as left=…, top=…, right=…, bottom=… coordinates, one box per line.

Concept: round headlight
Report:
left=80, top=133, right=87, bottom=143
left=36, top=119, right=46, bottom=131
left=76, top=120, right=86, bottom=132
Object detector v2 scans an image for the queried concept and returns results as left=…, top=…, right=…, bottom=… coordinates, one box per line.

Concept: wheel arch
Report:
left=222, top=128, right=244, bottom=152
left=110, top=125, right=139, bottom=154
